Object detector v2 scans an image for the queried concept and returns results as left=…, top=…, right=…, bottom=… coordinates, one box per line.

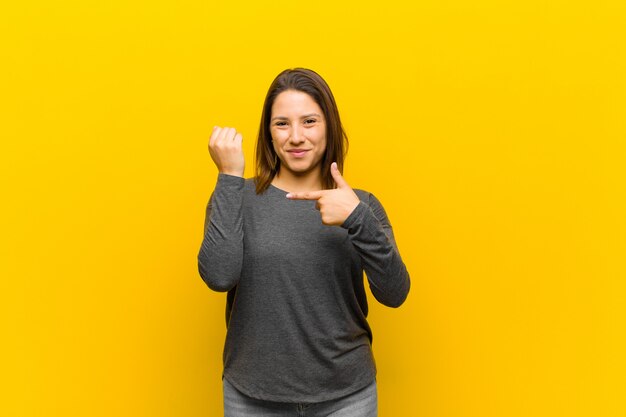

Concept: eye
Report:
left=304, top=119, right=316, bottom=125
left=274, top=121, right=287, bottom=126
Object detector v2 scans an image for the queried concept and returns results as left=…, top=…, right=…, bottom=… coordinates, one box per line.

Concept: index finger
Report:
left=285, top=190, right=325, bottom=200
left=209, top=125, right=221, bottom=146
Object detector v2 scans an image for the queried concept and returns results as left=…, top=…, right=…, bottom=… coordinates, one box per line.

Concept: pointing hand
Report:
left=286, top=162, right=360, bottom=226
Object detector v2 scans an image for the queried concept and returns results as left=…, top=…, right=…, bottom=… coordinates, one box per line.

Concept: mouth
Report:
left=287, top=149, right=310, bottom=158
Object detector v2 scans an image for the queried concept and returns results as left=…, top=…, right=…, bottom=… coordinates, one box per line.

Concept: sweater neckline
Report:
left=268, top=182, right=289, bottom=195
left=267, top=182, right=329, bottom=196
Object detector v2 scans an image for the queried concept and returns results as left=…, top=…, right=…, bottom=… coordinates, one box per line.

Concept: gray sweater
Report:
left=198, top=173, right=410, bottom=403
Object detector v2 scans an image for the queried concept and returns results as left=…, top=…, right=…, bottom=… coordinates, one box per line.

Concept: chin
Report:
left=285, top=165, right=313, bottom=174
left=280, top=161, right=316, bottom=174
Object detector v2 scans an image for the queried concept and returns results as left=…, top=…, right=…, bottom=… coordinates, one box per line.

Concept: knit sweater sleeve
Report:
left=341, top=192, right=411, bottom=308
left=197, top=173, right=245, bottom=292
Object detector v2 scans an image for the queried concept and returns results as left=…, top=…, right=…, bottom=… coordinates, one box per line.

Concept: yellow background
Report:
left=1, top=1, right=624, bottom=416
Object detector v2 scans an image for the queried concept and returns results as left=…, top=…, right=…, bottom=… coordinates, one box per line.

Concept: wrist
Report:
left=220, top=170, right=244, bottom=178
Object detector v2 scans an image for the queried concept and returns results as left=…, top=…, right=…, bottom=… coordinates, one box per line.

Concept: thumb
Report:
left=331, top=162, right=349, bottom=189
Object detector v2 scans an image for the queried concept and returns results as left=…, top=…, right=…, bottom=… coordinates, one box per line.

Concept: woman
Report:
left=198, top=68, right=410, bottom=416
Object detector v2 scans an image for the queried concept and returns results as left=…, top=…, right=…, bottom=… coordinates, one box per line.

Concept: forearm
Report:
left=341, top=199, right=411, bottom=308
left=197, top=173, right=245, bottom=292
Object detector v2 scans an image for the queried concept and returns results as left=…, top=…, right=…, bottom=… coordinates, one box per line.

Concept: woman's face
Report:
left=269, top=89, right=327, bottom=178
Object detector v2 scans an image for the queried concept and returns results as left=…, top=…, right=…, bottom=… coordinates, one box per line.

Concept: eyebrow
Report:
left=271, top=113, right=322, bottom=122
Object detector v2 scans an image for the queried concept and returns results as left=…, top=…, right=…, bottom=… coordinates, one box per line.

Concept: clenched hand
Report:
left=208, top=126, right=245, bottom=177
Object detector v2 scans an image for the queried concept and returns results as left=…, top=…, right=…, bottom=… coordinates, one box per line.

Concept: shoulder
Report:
left=352, top=187, right=390, bottom=223
left=242, top=178, right=259, bottom=199
left=352, top=188, right=382, bottom=206
left=244, top=177, right=256, bottom=189
left=242, top=177, right=277, bottom=200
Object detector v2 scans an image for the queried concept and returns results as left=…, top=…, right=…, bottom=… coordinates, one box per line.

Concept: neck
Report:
left=272, top=168, right=323, bottom=193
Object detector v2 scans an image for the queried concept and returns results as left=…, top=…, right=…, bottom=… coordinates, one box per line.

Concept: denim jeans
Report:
left=223, top=377, right=378, bottom=417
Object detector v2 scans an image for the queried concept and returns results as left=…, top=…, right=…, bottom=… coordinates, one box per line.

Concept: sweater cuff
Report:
left=217, top=173, right=245, bottom=188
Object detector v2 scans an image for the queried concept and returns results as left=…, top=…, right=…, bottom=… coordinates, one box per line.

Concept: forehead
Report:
left=271, top=90, right=323, bottom=117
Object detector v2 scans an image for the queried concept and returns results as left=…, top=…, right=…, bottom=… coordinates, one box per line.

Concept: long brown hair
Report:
left=254, top=68, right=349, bottom=194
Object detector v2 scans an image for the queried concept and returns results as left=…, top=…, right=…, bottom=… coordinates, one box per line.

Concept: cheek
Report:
left=309, top=127, right=325, bottom=143
left=271, top=129, right=289, bottom=143
left=316, top=130, right=327, bottom=146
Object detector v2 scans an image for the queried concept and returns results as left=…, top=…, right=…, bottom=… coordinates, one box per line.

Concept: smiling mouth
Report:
left=287, top=150, right=309, bottom=157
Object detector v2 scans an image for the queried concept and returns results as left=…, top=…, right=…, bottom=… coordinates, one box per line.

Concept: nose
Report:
left=289, top=126, right=305, bottom=144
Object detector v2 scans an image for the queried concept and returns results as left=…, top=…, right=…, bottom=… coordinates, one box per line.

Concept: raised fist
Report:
left=208, top=126, right=245, bottom=177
